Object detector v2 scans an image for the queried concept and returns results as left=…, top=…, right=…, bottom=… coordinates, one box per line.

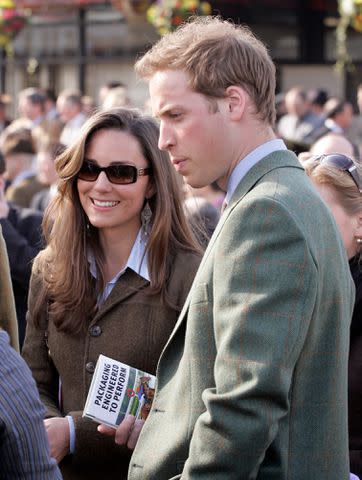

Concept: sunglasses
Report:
left=314, top=154, right=362, bottom=193
left=77, top=160, right=152, bottom=185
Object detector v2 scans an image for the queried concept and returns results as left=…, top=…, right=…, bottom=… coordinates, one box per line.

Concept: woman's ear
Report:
left=145, top=181, right=156, bottom=200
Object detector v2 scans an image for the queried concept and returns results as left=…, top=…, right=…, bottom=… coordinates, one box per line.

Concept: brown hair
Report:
left=135, top=16, right=276, bottom=125
left=32, top=107, right=201, bottom=333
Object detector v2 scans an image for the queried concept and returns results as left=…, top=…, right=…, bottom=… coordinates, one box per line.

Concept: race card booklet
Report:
left=83, top=354, right=156, bottom=428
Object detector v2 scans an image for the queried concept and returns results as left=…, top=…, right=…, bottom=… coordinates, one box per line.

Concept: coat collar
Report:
left=91, top=268, right=149, bottom=324
left=161, top=150, right=303, bottom=349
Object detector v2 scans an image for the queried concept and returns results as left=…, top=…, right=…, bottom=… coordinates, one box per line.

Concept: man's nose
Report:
left=158, top=122, right=174, bottom=151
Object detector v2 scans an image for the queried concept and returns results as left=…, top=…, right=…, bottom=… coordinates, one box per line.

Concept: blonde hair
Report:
left=304, top=158, right=362, bottom=217
left=135, top=16, right=276, bottom=125
left=32, top=108, right=201, bottom=333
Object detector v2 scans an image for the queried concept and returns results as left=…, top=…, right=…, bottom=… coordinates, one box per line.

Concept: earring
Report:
left=141, top=201, right=152, bottom=241
left=357, top=238, right=362, bottom=245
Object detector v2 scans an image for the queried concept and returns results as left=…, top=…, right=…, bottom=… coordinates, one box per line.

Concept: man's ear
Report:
left=224, top=85, right=247, bottom=120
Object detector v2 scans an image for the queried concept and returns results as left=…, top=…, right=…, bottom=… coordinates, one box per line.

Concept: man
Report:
left=0, top=330, right=62, bottom=479
left=103, top=17, right=354, bottom=478
left=0, top=228, right=61, bottom=478
left=57, top=89, right=87, bottom=146
left=277, top=85, right=323, bottom=150
left=307, top=97, right=354, bottom=142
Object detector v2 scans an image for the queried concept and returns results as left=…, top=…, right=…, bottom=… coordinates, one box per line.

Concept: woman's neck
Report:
left=99, top=225, right=140, bottom=282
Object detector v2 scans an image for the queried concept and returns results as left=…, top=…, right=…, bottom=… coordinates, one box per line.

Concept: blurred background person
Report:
left=277, top=85, right=323, bottom=151
left=0, top=151, right=43, bottom=347
left=0, top=94, right=12, bottom=134
left=57, top=89, right=87, bottom=146
left=98, top=80, right=126, bottom=107
left=309, top=97, right=354, bottom=142
left=298, top=132, right=357, bottom=163
left=101, top=86, right=131, bottom=110
left=307, top=87, right=329, bottom=118
left=31, top=140, right=65, bottom=212
left=82, top=95, right=97, bottom=117
left=1, top=129, right=44, bottom=208
left=22, top=108, right=201, bottom=479
left=348, top=83, right=362, bottom=161
left=304, top=154, right=362, bottom=479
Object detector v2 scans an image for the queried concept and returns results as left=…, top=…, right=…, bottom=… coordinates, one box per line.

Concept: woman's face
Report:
left=314, top=182, right=361, bottom=259
left=77, top=128, right=152, bottom=238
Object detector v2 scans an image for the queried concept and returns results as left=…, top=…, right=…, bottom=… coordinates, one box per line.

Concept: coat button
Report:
left=90, top=325, right=102, bottom=337
left=86, top=362, right=95, bottom=374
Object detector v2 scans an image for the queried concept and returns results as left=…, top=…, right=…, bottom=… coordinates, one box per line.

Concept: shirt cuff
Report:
left=66, top=415, right=75, bottom=454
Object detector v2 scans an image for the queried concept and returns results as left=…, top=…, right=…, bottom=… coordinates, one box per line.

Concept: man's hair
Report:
left=1, top=129, right=35, bottom=157
left=135, top=16, right=276, bottom=125
left=19, top=88, right=46, bottom=108
left=58, top=89, right=82, bottom=107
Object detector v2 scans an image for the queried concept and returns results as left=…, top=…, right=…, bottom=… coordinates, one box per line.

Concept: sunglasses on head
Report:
left=314, top=153, right=362, bottom=193
left=77, top=160, right=152, bottom=185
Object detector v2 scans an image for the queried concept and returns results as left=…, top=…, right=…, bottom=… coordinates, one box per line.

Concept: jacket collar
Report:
left=91, top=269, right=149, bottom=324
left=162, top=150, right=303, bottom=348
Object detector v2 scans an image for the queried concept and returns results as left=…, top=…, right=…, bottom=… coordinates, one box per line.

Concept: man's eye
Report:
left=169, top=112, right=182, bottom=119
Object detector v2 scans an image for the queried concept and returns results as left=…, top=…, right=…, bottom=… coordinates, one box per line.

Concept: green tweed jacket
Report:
left=128, top=150, right=355, bottom=480
left=0, top=226, right=19, bottom=351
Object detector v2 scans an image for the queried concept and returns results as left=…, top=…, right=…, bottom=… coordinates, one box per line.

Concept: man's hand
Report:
left=44, top=417, right=70, bottom=463
left=98, top=414, right=144, bottom=450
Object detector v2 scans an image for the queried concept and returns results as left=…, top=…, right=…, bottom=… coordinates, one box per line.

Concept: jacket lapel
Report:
left=163, top=150, right=304, bottom=347
left=91, top=269, right=149, bottom=324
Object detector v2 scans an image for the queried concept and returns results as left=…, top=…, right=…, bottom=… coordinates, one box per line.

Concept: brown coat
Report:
left=22, top=249, right=200, bottom=480
left=0, top=226, right=19, bottom=351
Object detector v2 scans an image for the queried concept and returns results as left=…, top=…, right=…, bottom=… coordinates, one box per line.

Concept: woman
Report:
left=22, top=108, right=201, bottom=479
left=305, top=153, right=362, bottom=478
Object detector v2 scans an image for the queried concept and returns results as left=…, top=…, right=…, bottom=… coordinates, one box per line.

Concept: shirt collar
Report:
left=225, top=139, right=287, bottom=204
left=88, top=229, right=150, bottom=284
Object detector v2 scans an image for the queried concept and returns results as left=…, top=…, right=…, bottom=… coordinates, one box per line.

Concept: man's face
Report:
left=149, top=69, right=232, bottom=188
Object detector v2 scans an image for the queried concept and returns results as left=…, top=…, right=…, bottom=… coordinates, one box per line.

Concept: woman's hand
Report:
left=44, top=417, right=70, bottom=463
left=98, top=414, right=144, bottom=450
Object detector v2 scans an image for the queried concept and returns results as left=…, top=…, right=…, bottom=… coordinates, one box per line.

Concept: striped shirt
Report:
left=0, top=330, right=62, bottom=479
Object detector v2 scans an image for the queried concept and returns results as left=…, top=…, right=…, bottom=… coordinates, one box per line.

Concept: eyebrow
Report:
left=83, top=157, right=131, bottom=166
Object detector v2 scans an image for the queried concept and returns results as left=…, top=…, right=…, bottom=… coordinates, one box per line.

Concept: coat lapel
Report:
left=91, top=269, right=149, bottom=324
left=163, top=150, right=304, bottom=348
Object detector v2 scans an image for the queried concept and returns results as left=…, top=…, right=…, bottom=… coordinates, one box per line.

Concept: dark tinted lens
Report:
left=320, top=154, right=352, bottom=170
left=107, top=165, right=136, bottom=184
left=78, top=161, right=100, bottom=181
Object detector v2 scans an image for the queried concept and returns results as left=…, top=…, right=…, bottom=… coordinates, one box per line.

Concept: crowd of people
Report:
left=0, top=15, right=361, bottom=480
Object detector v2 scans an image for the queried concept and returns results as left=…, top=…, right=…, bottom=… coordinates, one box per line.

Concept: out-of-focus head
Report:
left=307, top=88, right=328, bottom=115
left=324, top=97, right=353, bottom=130
left=18, top=88, right=46, bottom=121
left=36, top=140, right=65, bottom=186
left=98, top=81, right=126, bottom=106
left=304, top=154, right=362, bottom=259
left=56, top=89, right=83, bottom=123
left=101, top=87, right=131, bottom=110
left=0, top=128, right=35, bottom=180
left=309, top=133, right=355, bottom=160
left=284, top=87, right=309, bottom=118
